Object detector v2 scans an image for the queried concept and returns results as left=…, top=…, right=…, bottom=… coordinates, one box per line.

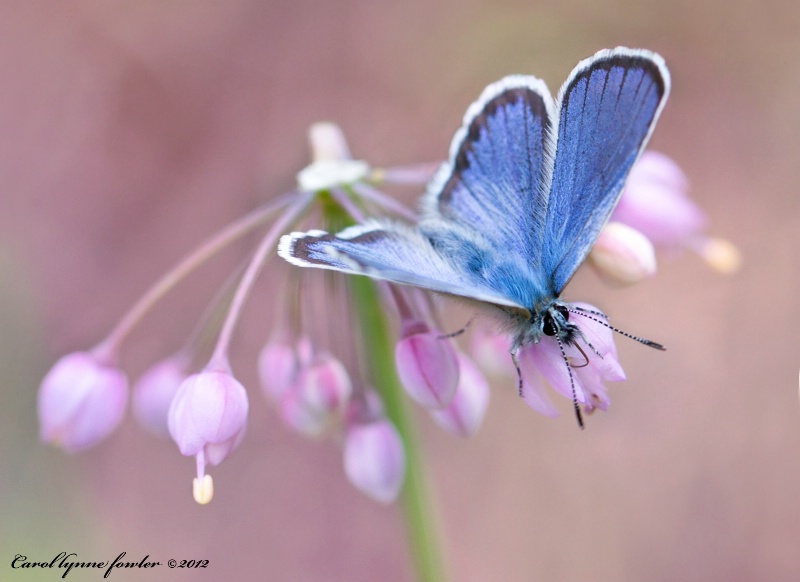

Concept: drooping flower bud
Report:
left=343, top=419, right=406, bottom=504
left=132, top=355, right=187, bottom=437
left=308, top=122, right=352, bottom=162
left=38, top=351, right=128, bottom=452
left=394, top=319, right=459, bottom=409
left=167, top=365, right=248, bottom=503
left=279, top=353, right=352, bottom=436
left=430, top=353, right=490, bottom=437
left=258, top=336, right=311, bottom=401
left=589, top=221, right=657, bottom=287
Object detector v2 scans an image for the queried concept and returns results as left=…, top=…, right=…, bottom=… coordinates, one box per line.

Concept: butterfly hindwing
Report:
left=542, top=48, right=670, bottom=294
left=278, top=222, right=528, bottom=310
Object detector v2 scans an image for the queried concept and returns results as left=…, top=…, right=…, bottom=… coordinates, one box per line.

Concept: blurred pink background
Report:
left=1, top=1, right=799, bottom=581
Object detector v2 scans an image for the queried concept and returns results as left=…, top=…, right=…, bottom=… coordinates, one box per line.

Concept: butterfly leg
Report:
left=555, top=336, right=585, bottom=429
left=511, top=348, right=524, bottom=398
left=437, top=317, right=475, bottom=339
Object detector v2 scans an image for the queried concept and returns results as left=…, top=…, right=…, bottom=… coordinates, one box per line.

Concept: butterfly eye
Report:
left=543, top=306, right=570, bottom=336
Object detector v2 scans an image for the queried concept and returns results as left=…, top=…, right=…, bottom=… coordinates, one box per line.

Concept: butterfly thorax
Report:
left=508, top=298, right=581, bottom=352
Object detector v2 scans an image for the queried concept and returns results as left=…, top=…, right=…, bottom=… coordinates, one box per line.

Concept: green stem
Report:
left=350, top=276, right=447, bottom=582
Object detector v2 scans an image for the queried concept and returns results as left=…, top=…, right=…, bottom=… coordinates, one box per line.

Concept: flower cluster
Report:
left=37, top=124, right=735, bottom=504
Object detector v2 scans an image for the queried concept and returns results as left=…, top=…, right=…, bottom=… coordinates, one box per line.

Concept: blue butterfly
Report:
left=279, top=47, right=670, bottom=424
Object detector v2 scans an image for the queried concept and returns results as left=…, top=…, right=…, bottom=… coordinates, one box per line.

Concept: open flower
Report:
left=613, top=151, right=704, bottom=249
left=518, top=303, right=625, bottom=418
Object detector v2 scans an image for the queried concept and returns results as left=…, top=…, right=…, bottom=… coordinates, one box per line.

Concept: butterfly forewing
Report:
left=542, top=48, right=670, bottom=294
left=423, top=76, right=555, bottom=274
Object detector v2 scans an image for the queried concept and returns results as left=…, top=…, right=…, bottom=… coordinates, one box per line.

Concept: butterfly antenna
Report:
left=511, top=349, right=524, bottom=397
left=569, top=307, right=666, bottom=351
left=438, top=317, right=475, bottom=339
left=556, top=335, right=584, bottom=429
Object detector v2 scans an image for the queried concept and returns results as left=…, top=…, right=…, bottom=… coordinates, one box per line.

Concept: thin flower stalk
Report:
left=97, top=193, right=296, bottom=358
left=209, top=192, right=315, bottom=367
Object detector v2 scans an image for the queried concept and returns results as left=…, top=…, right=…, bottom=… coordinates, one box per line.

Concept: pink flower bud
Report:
left=589, top=222, right=657, bottom=287
left=258, top=340, right=299, bottom=401
left=308, top=122, right=353, bottom=162
left=343, top=419, right=405, bottom=504
left=38, top=351, right=128, bottom=452
left=132, top=356, right=187, bottom=437
left=394, top=319, right=459, bottom=409
left=279, top=353, right=352, bottom=436
left=613, top=151, right=706, bottom=249
left=167, top=367, right=248, bottom=468
left=430, top=353, right=490, bottom=437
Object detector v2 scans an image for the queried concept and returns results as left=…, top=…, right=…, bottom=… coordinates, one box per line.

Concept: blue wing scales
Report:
left=543, top=48, right=670, bottom=294
left=278, top=222, right=530, bottom=312
left=422, top=75, right=555, bottom=276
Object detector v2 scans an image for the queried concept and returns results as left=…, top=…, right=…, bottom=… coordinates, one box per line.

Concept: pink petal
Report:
left=518, top=360, right=560, bottom=418
left=344, top=420, right=406, bottom=504
left=168, top=370, right=248, bottom=459
left=430, top=353, right=491, bottom=437
left=521, top=342, right=587, bottom=404
left=395, top=321, right=459, bottom=409
left=614, top=152, right=706, bottom=248
left=133, top=356, right=187, bottom=437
